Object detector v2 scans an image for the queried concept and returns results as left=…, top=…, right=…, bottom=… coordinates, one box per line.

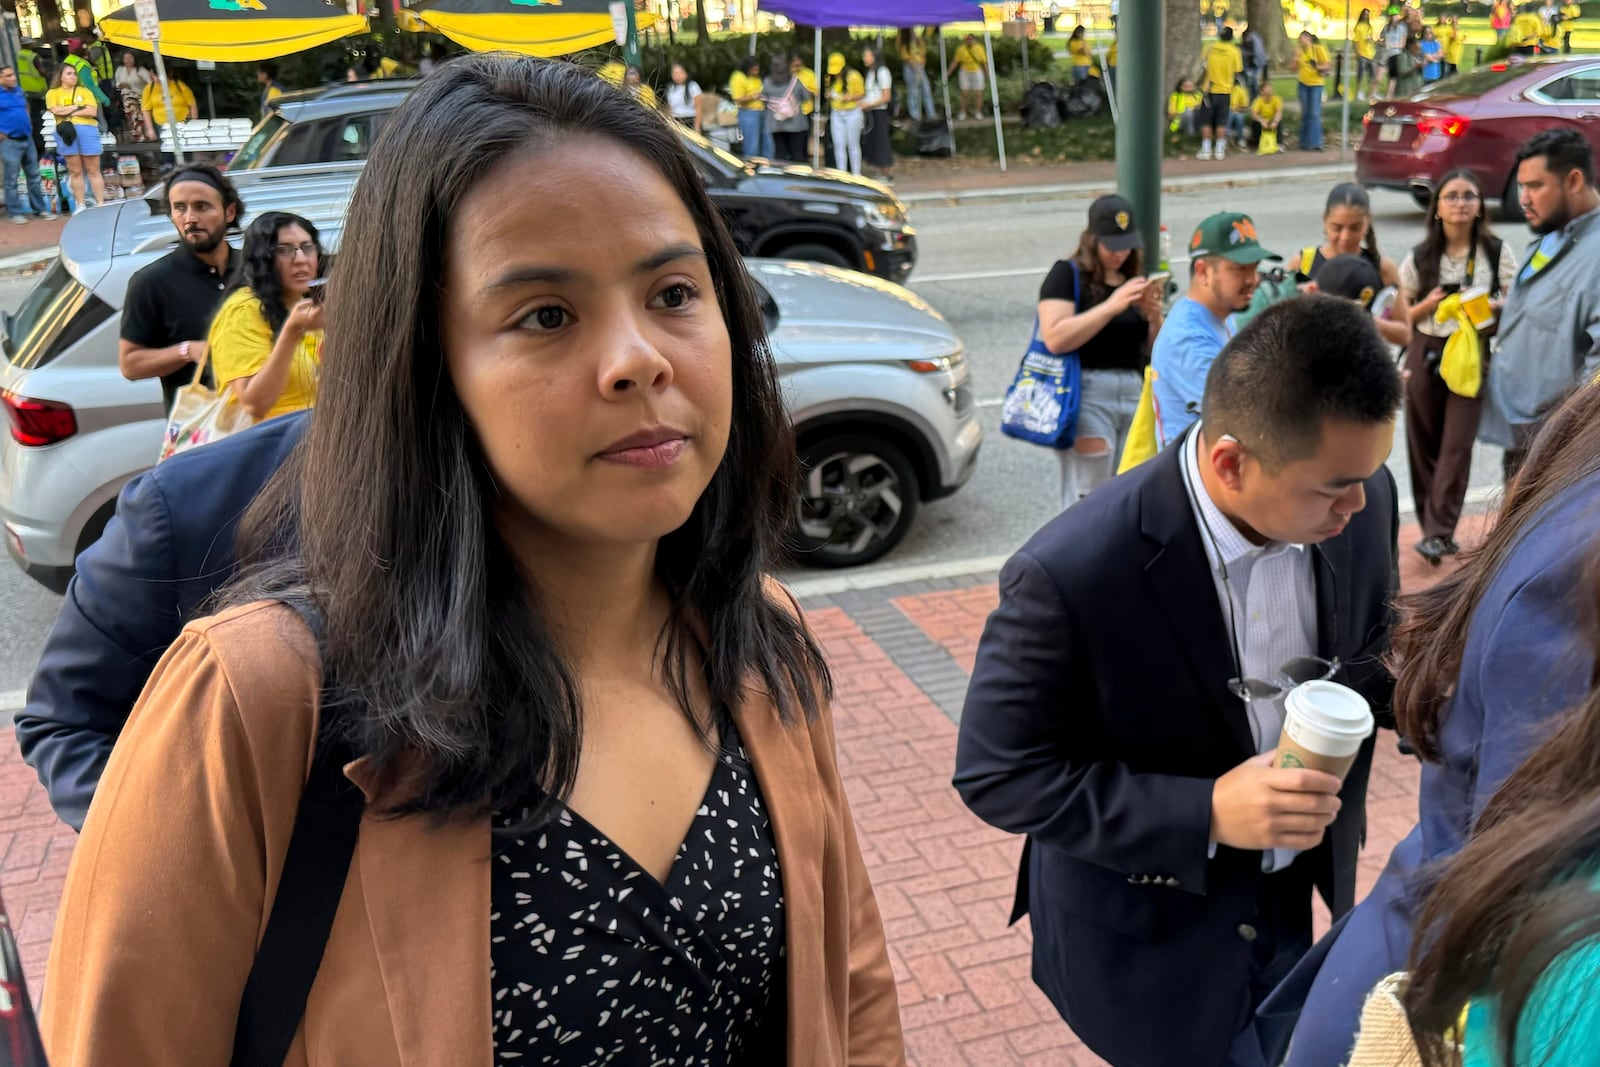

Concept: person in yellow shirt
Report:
left=1442, top=15, right=1465, bottom=74
left=208, top=211, right=325, bottom=424
left=1352, top=9, right=1377, bottom=101
left=728, top=55, right=771, bottom=158
left=622, top=66, right=657, bottom=109
left=1296, top=30, right=1331, bottom=151
left=1168, top=77, right=1202, bottom=136
left=1196, top=25, right=1242, bottom=160
left=790, top=53, right=818, bottom=117
left=140, top=74, right=196, bottom=141
left=1511, top=6, right=1547, bottom=52
left=1227, top=78, right=1250, bottom=147
left=1250, top=80, right=1283, bottom=153
left=947, top=33, right=987, bottom=120
left=1068, top=25, right=1092, bottom=82
left=45, top=64, right=107, bottom=211
left=826, top=52, right=865, bottom=174
left=256, top=62, right=284, bottom=117
left=1560, top=1, right=1581, bottom=51
left=897, top=26, right=934, bottom=122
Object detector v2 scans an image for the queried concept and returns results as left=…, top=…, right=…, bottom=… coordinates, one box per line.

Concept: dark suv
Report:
left=228, top=80, right=918, bottom=282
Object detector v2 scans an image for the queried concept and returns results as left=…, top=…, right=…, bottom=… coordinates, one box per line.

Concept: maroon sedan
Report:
left=1356, top=56, right=1600, bottom=220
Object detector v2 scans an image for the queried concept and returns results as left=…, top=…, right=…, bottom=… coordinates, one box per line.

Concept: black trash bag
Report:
left=915, top=118, right=955, bottom=157
left=1021, top=81, right=1064, bottom=128
left=1062, top=76, right=1107, bottom=119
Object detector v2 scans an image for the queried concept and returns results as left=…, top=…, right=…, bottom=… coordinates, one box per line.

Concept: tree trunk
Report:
left=696, top=2, right=712, bottom=46
left=1246, top=0, right=1296, bottom=71
left=1165, top=0, right=1202, bottom=97
left=28, top=0, right=64, bottom=38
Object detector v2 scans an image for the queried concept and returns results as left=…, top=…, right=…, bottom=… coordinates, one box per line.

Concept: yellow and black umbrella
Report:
left=407, top=0, right=658, bottom=58
left=99, top=0, right=368, bottom=63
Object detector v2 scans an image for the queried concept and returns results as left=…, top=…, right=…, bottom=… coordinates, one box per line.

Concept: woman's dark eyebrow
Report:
left=485, top=244, right=706, bottom=292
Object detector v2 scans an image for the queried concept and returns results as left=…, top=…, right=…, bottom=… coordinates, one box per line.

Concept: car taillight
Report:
left=1416, top=115, right=1470, bottom=138
left=1, top=390, right=77, bottom=446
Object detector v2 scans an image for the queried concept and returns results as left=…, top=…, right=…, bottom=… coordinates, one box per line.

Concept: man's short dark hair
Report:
left=258, top=61, right=278, bottom=79
left=1220, top=26, right=1234, bottom=41
left=1201, top=295, right=1401, bottom=469
left=1516, top=127, right=1595, bottom=186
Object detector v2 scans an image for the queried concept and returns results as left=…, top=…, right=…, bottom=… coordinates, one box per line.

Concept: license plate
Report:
left=1378, top=123, right=1403, bottom=142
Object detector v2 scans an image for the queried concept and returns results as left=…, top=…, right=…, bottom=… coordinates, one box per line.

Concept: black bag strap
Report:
left=231, top=600, right=363, bottom=1067
left=1487, top=235, right=1505, bottom=299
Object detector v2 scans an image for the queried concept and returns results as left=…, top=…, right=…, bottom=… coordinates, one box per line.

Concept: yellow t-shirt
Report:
left=729, top=70, right=764, bottom=111
left=797, top=67, right=818, bottom=115
left=1230, top=84, right=1250, bottom=112
left=953, top=42, right=986, bottom=73
left=1069, top=38, right=1092, bottom=69
left=46, top=85, right=97, bottom=126
left=905, top=37, right=927, bottom=66
left=1297, top=43, right=1330, bottom=87
left=1444, top=27, right=1465, bottom=64
left=264, top=84, right=283, bottom=105
left=207, top=288, right=321, bottom=423
left=1168, top=89, right=1202, bottom=117
left=828, top=70, right=866, bottom=110
left=1201, top=41, right=1243, bottom=94
left=1251, top=94, right=1283, bottom=123
left=141, top=79, right=196, bottom=123
left=1354, top=21, right=1376, bottom=59
left=1512, top=11, right=1545, bottom=44
left=1562, top=2, right=1581, bottom=24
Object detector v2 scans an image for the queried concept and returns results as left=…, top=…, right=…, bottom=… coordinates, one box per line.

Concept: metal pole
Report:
left=1097, top=43, right=1117, bottom=123
left=938, top=28, right=953, bottom=134
left=983, top=25, right=1005, bottom=171
left=1113, top=0, right=1160, bottom=257
left=150, top=39, right=184, bottom=164
left=812, top=23, right=822, bottom=168
left=1340, top=0, right=1352, bottom=161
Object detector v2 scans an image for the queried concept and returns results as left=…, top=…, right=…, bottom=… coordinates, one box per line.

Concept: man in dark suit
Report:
left=15, top=412, right=307, bottom=831
left=954, top=296, right=1402, bottom=1067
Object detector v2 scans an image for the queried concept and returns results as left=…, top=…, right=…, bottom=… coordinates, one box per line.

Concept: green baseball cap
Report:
left=1188, top=212, right=1282, bottom=264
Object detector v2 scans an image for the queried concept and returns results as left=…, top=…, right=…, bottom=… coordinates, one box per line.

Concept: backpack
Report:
left=768, top=79, right=800, bottom=122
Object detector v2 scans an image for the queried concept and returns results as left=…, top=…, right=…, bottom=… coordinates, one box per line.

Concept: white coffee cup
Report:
left=1274, top=680, right=1375, bottom=782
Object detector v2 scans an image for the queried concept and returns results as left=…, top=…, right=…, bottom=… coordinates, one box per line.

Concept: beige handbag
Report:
left=157, top=348, right=253, bottom=463
left=1344, top=971, right=1466, bottom=1067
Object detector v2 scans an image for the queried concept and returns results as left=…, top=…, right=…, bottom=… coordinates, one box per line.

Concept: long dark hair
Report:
left=1324, top=181, right=1383, bottom=271
left=222, top=55, right=830, bottom=833
left=1392, top=384, right=1600, bottom=760
left=1405, top=542, right=1600, bottom=1066
left=1071, top=227, right=1142, bottom=301
left=231, top=211, right=322, bottom=337
left=1412, top=168, right=1498, bottom=296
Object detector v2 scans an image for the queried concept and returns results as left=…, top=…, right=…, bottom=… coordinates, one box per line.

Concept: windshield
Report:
left=1415, top=61, right=1534, bottom=99
left=227, top=113, right=288, bottom=172
left=3, top=260, right=113, bottom=370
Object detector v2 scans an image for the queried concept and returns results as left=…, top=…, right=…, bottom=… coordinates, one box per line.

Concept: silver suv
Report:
left=0, top=164, right=980, bottom=591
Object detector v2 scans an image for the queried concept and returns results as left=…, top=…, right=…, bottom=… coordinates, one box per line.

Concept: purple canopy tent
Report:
left=758, top=0, right=1005, bottom=172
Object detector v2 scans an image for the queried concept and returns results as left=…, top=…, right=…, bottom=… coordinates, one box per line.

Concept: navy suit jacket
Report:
left=15, top=412, right=308, bottom=830
left=953, top=440, right=1398, bottom=1067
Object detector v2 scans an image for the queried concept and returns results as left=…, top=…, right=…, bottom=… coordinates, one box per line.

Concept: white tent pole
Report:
left=1097, top=43, right=1118, bottom=123
left=938, top=27, right=953, bottom=134
left=983, top=24, right=1005, bottom=171
left=813, top=24, right=823, bottom=168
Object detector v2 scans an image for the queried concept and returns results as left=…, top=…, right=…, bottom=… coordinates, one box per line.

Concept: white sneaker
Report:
left=1197, top=144, right=1213, bottom=161
left=71, top=202, right=86, bottom=215
left=1215, top=141, right=1227, bottom=160
left=958, top=111, right=968, bottom=120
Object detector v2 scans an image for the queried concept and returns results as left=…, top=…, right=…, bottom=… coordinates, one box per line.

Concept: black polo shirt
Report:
left=121, top=242, right=239, bottom=411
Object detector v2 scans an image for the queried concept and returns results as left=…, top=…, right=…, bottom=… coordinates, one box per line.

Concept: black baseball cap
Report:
left=1088, top=195, right=1143, bottom=253
left=1315, top=254, right=1384, bottom=310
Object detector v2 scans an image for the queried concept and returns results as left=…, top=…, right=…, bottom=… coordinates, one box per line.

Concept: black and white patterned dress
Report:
left=490, top=721, right=786, bottom=1064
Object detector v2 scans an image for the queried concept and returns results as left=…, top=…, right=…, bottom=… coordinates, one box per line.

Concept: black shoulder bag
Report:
left=230, top=600, right=364, bottom=1067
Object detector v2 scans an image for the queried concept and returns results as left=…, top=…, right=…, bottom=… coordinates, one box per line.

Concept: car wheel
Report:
left=775, top=242, right=854, bottom=270
left=792, top=435, right=920, bottom=568
left=1500, top=175, right=1525, bottom=222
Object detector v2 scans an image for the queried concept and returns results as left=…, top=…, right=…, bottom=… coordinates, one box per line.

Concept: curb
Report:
left=0, top=246, right=57, bottom=277
left=898, top=162, right=1354, bottom=205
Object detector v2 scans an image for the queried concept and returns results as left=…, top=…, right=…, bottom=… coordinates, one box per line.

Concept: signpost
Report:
left=135, top=0, right=185, bottom=163
left=610, top=0, right=639, bottom=68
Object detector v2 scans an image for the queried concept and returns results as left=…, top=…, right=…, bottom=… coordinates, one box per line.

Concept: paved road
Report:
left=0, top=179, right=1526, bottom=693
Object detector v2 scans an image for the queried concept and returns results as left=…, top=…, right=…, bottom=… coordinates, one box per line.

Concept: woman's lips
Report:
left=596, top=437, right=688, bottom=468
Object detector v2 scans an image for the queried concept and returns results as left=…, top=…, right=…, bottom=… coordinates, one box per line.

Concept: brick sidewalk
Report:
left=0, top=514, right=1486, bottom=1064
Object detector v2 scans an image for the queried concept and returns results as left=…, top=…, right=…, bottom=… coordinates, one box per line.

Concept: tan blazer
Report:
left=43, top=601, right=905, bottom=1066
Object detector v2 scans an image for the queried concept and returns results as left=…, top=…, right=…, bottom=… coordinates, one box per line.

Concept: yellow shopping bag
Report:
left=1434, top=293, right=1482, bottom=399
left=1118, top=366, right=1162, bottom=474
left=1257, top=128, right=1278, bottom=155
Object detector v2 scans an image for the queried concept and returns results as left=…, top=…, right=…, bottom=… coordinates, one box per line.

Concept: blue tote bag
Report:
left=1000, top=261, right=1081, bottom=449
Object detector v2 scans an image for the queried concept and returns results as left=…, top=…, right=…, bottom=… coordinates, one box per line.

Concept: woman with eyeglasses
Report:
left=206, top=211, right=326, bottom=423
left=1398, top=170, right=1519, bottom=566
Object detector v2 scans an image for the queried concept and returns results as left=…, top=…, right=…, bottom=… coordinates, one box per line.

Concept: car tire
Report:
left=1500, top=175, right=1525, bottom=222
left=774, top=242, right=855, bottom=270
left=791, top=434, right=920, bottom=568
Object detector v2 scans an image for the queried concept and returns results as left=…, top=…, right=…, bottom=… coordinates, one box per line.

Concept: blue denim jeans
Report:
left=901, top=63, right=934, bottom=121
left=738, top=108, right=773, bottom=158
left=1298, top=83, right=1324, bottom=149
left=0, top=136, right=49, bottom=217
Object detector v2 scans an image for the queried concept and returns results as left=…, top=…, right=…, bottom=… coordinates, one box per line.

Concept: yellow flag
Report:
left=1118, top=366, right=1162, bottom=474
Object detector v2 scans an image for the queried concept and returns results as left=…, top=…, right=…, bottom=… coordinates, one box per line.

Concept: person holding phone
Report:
left=1035, top=195, right=1165, bottom=507
left=207, top=210, right=325, bottom=423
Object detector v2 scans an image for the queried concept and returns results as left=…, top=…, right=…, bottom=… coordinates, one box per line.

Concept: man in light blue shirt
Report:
left=1152, top=211, right=1281, bottom=446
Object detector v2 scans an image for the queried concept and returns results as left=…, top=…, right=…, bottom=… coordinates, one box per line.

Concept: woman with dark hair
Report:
left=762, top=53, right=810, bottom=163
left=1295, top=182, right=1411, bottom=348
left=859, top=46, right=894, bottom=183
left=45, top=64, right=106, bottom=212
left=729, top=54, right=771, bottom=158
left=1033, top=194, right=1163, bottom=507
left=40, top=55, right=903, bottom=1065
left=1399, top=170, right=1519, bottom=566
left=1273, top=382, right=1600, bottom=1067
left=206, top=210, right=325, bottom=422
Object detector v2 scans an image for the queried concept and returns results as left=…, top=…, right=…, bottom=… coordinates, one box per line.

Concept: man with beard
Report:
left=1151, top=212, right=1280, bottom=446
left=1481, top=128, right=1600, bottom=483
left=118, top=165, right=244, bottom=412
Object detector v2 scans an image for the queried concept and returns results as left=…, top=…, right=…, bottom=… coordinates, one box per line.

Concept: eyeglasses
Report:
left=273, top=242, right=318, bottom=260
left=1440, top=192, right=1481, bottom=204
left=1229, top=655, right=1340, bottom=702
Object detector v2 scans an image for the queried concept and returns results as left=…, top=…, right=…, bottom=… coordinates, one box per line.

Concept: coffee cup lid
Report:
left=1285, top=680, right=1374, bottom=740
left=1461, top=284, right=1489, bottom=299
